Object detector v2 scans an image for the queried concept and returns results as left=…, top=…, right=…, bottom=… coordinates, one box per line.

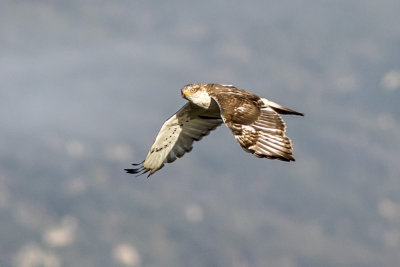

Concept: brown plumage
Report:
left=126, top=84, right=304, bottom=177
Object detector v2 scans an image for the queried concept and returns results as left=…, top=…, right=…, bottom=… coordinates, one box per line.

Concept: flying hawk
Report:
left=126, top=84, right=303, bottom=177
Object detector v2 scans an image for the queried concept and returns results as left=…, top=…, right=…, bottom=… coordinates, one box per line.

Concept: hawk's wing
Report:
left=126, top=103, right=222, bottom=177
left=212, top=94, right=302, bottom=161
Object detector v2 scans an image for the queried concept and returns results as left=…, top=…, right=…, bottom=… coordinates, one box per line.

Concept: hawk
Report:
left=126, top=84, right=303, bottom=177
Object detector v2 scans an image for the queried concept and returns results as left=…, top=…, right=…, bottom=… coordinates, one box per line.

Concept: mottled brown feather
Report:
left=206, top=84, right=298, bottom=162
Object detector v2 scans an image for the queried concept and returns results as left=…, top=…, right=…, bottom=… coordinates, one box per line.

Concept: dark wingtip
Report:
left=125, top=168, right=141, bottom=174
left=124, top=161, right=143, bottom=175
left=269, top=105, right=304, bottom=116
left=130, top=160, right=144, bottom=166
left=125, top=161, right=152, bottom=177
left=285, top=110, right=304, bottom=116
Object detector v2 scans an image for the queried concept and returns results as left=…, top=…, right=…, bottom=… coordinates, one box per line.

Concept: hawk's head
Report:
left=181, top=84, right=212, bottom=109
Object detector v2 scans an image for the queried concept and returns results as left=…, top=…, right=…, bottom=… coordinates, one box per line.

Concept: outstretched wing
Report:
left=126, top=103, right=222, bottom=177
left=211, top=91, right=303, bottom=161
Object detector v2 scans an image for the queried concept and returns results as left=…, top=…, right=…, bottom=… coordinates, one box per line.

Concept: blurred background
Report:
left=1, top=0, right=400, bottom=266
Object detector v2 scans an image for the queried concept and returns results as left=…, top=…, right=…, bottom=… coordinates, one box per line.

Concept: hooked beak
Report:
left=181, top=89, right=187, bottom=99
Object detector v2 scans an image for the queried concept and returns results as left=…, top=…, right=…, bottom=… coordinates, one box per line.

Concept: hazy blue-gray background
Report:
left=1, top=0, right=400, bottom=266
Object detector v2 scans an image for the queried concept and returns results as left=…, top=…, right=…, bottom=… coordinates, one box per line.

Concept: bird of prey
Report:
left=126, top=83, right=303, bottom=177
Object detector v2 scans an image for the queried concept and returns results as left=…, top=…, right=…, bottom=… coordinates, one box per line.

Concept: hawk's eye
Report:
left=190, top=88, right=196, bottom=93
